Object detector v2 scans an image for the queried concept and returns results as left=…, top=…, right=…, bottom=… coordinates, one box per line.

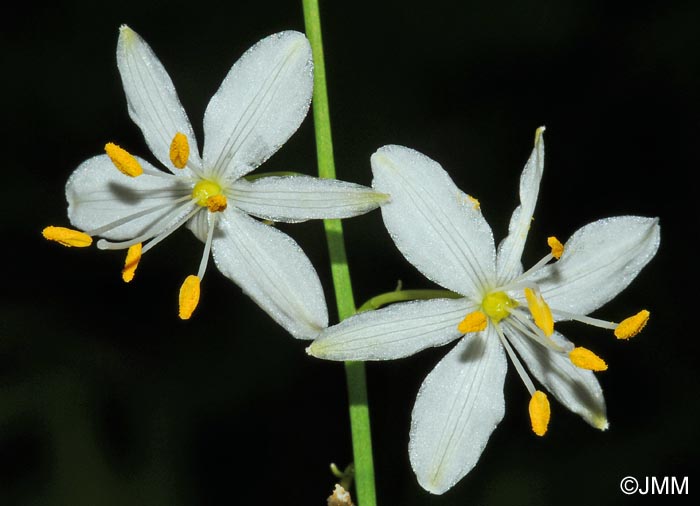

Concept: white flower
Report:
left=43, top=25, right=387, bottom=337
left=308, top=128, right=660, bottom=493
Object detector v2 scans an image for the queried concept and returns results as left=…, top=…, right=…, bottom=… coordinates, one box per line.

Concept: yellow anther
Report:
left=42, top=226, right=92, bottom=247
left=192, top=180, right=223, bottom=206
left=482, top=291, right=518, bottom=323
left=169, top=132, right=189, bottom=169
left=529, top=390, right=550, bottom=437
left=178, top=274, right=200, bottom=320
left=458, top=311, right=488, bottom=334
left=105, top=142, right=143, bottom=177
left=206, top=194, right=228, bottom=212
left=468, top=195, right=481, bottom=210
left=121, top=243, right=142, bottom=283
left=524, top=287, right=554, bottom=336
left=614, top=309, right=649, bottom=339
left=569, top=346, right=608, bottom=371
left=547, top=236, right=564, bottom=259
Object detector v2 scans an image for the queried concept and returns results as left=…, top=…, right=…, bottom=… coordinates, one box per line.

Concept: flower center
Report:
left=192, top=180, right=228, bottom=212
left=482, top=291, right=518, bottom=322
left=192, top=180, right=222, bottom=205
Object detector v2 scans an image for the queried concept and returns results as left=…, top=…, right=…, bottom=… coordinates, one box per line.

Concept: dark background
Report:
left=2, top=0, right=697, bottom=505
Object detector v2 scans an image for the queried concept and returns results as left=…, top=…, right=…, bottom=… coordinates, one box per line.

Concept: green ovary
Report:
left=192, top=180, right=223, bottom=206
left=482, top=291, right=518, bottom=322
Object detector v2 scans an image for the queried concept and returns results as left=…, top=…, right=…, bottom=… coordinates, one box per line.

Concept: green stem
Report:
left=244, top=170, right=303, bottom=180
left=301, top=1, right=377, bottom=505
left=357, top=289, right=462, bottom=313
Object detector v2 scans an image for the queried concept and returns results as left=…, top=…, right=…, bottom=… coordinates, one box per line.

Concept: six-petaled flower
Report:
left=43, top=25, right=387, bottom=336
left=309, top=128, right=660, bottom=493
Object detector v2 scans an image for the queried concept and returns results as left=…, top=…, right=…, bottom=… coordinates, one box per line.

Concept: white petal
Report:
left=186, top=207, right=209, bottom=243
left=505, top=325, right=608, bottom=430
left=229, top=176, right=387, bottom=222
left=66, top=155, right=192, bottom=240
left=212, top=209, right=328, bottom=339
left=496, top=127, right=545, bottom=282
left=116, top=25, right=202, bottom=174
left=529, top=216, right=660, bottom=315
left=308, top=298, right=473, bottom=360
left=371, top=145, right=496, bottom=297
left=203, top=31, right=313, bottom=181
left=409, top=329, right=507, bottom=494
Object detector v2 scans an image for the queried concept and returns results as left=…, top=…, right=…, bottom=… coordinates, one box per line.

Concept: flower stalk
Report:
left=358, top=289, right=462, bottom=313
left=302, top=0, right=377, bottom=504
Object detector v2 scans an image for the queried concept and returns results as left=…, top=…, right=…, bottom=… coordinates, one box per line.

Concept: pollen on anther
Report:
left=206, top=194, right=227, bottom=212
left=570, top=346, right=608, bottom=371
left=458, top=311, right=488, bottom=334
left=614, top=310, right=650, bottom=339
left=529, top=390, right=550, bottom=437
left=105, top=142, right=143, bottom=177
left=122, top=243, right=142, bottom=283
left=524, top=288, right=554, bottom=336
left=42, top=226, right=93, bottom=247
left=547, top=236, right=564, bottom=259
left=169, top=132, right=189, bottom=169
left=179, top=275, right=201, bottom=320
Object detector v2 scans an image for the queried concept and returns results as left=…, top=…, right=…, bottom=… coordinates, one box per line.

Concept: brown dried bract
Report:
left=327, top=484, right=354, bottom=506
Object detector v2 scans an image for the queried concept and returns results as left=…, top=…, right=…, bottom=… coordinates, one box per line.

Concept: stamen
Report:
left=97, top=201, right=197, bottom=252
left=467, top=195, right=480, bottom=210
left=196, top=214, right=218, bottom=279
left=121, top=243, right=142, bottom=283
left=457, top=311, right=487, bottom=333
left=529, top=390, right=550, bottom=436
left=42, top=226, right=92, bottom=247
left=105, top=142, right=143, bottom=177
left=169, top=132, right=190, bottom=169
left=507, top=309, right=569, bottom=352
left=86, top=195, right=192, bottom=237
left=140, top=205, right=200, bottom=254
left=495, top=325, right=536, bottom=394
left=569, top=347, right=608, bottom=371
left=614, top=310, right=650, bottom=340
left=549, top=309, right=617, bottom=330
left=205, top=194, right=228, bottom=212
left=524, top=287, right=554, bottom=336
left=500, top=253, right=554, bottom=290
left=547, top=236, right=564, bottom=259
left=179, top=275, right=200, bottom=320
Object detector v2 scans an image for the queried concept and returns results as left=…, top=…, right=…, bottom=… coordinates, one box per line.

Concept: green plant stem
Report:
left=301, top=1, right=377, bottom=505
left=357, top=289, right=462, bottom=313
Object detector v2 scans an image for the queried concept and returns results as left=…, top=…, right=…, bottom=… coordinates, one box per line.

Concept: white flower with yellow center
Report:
left=43, top=25, right=387, bottom=337
left=308, top=128, right=660, bottom=493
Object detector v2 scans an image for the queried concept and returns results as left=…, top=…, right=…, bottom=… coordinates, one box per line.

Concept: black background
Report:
left=2, top=0, right=697, bottom=505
